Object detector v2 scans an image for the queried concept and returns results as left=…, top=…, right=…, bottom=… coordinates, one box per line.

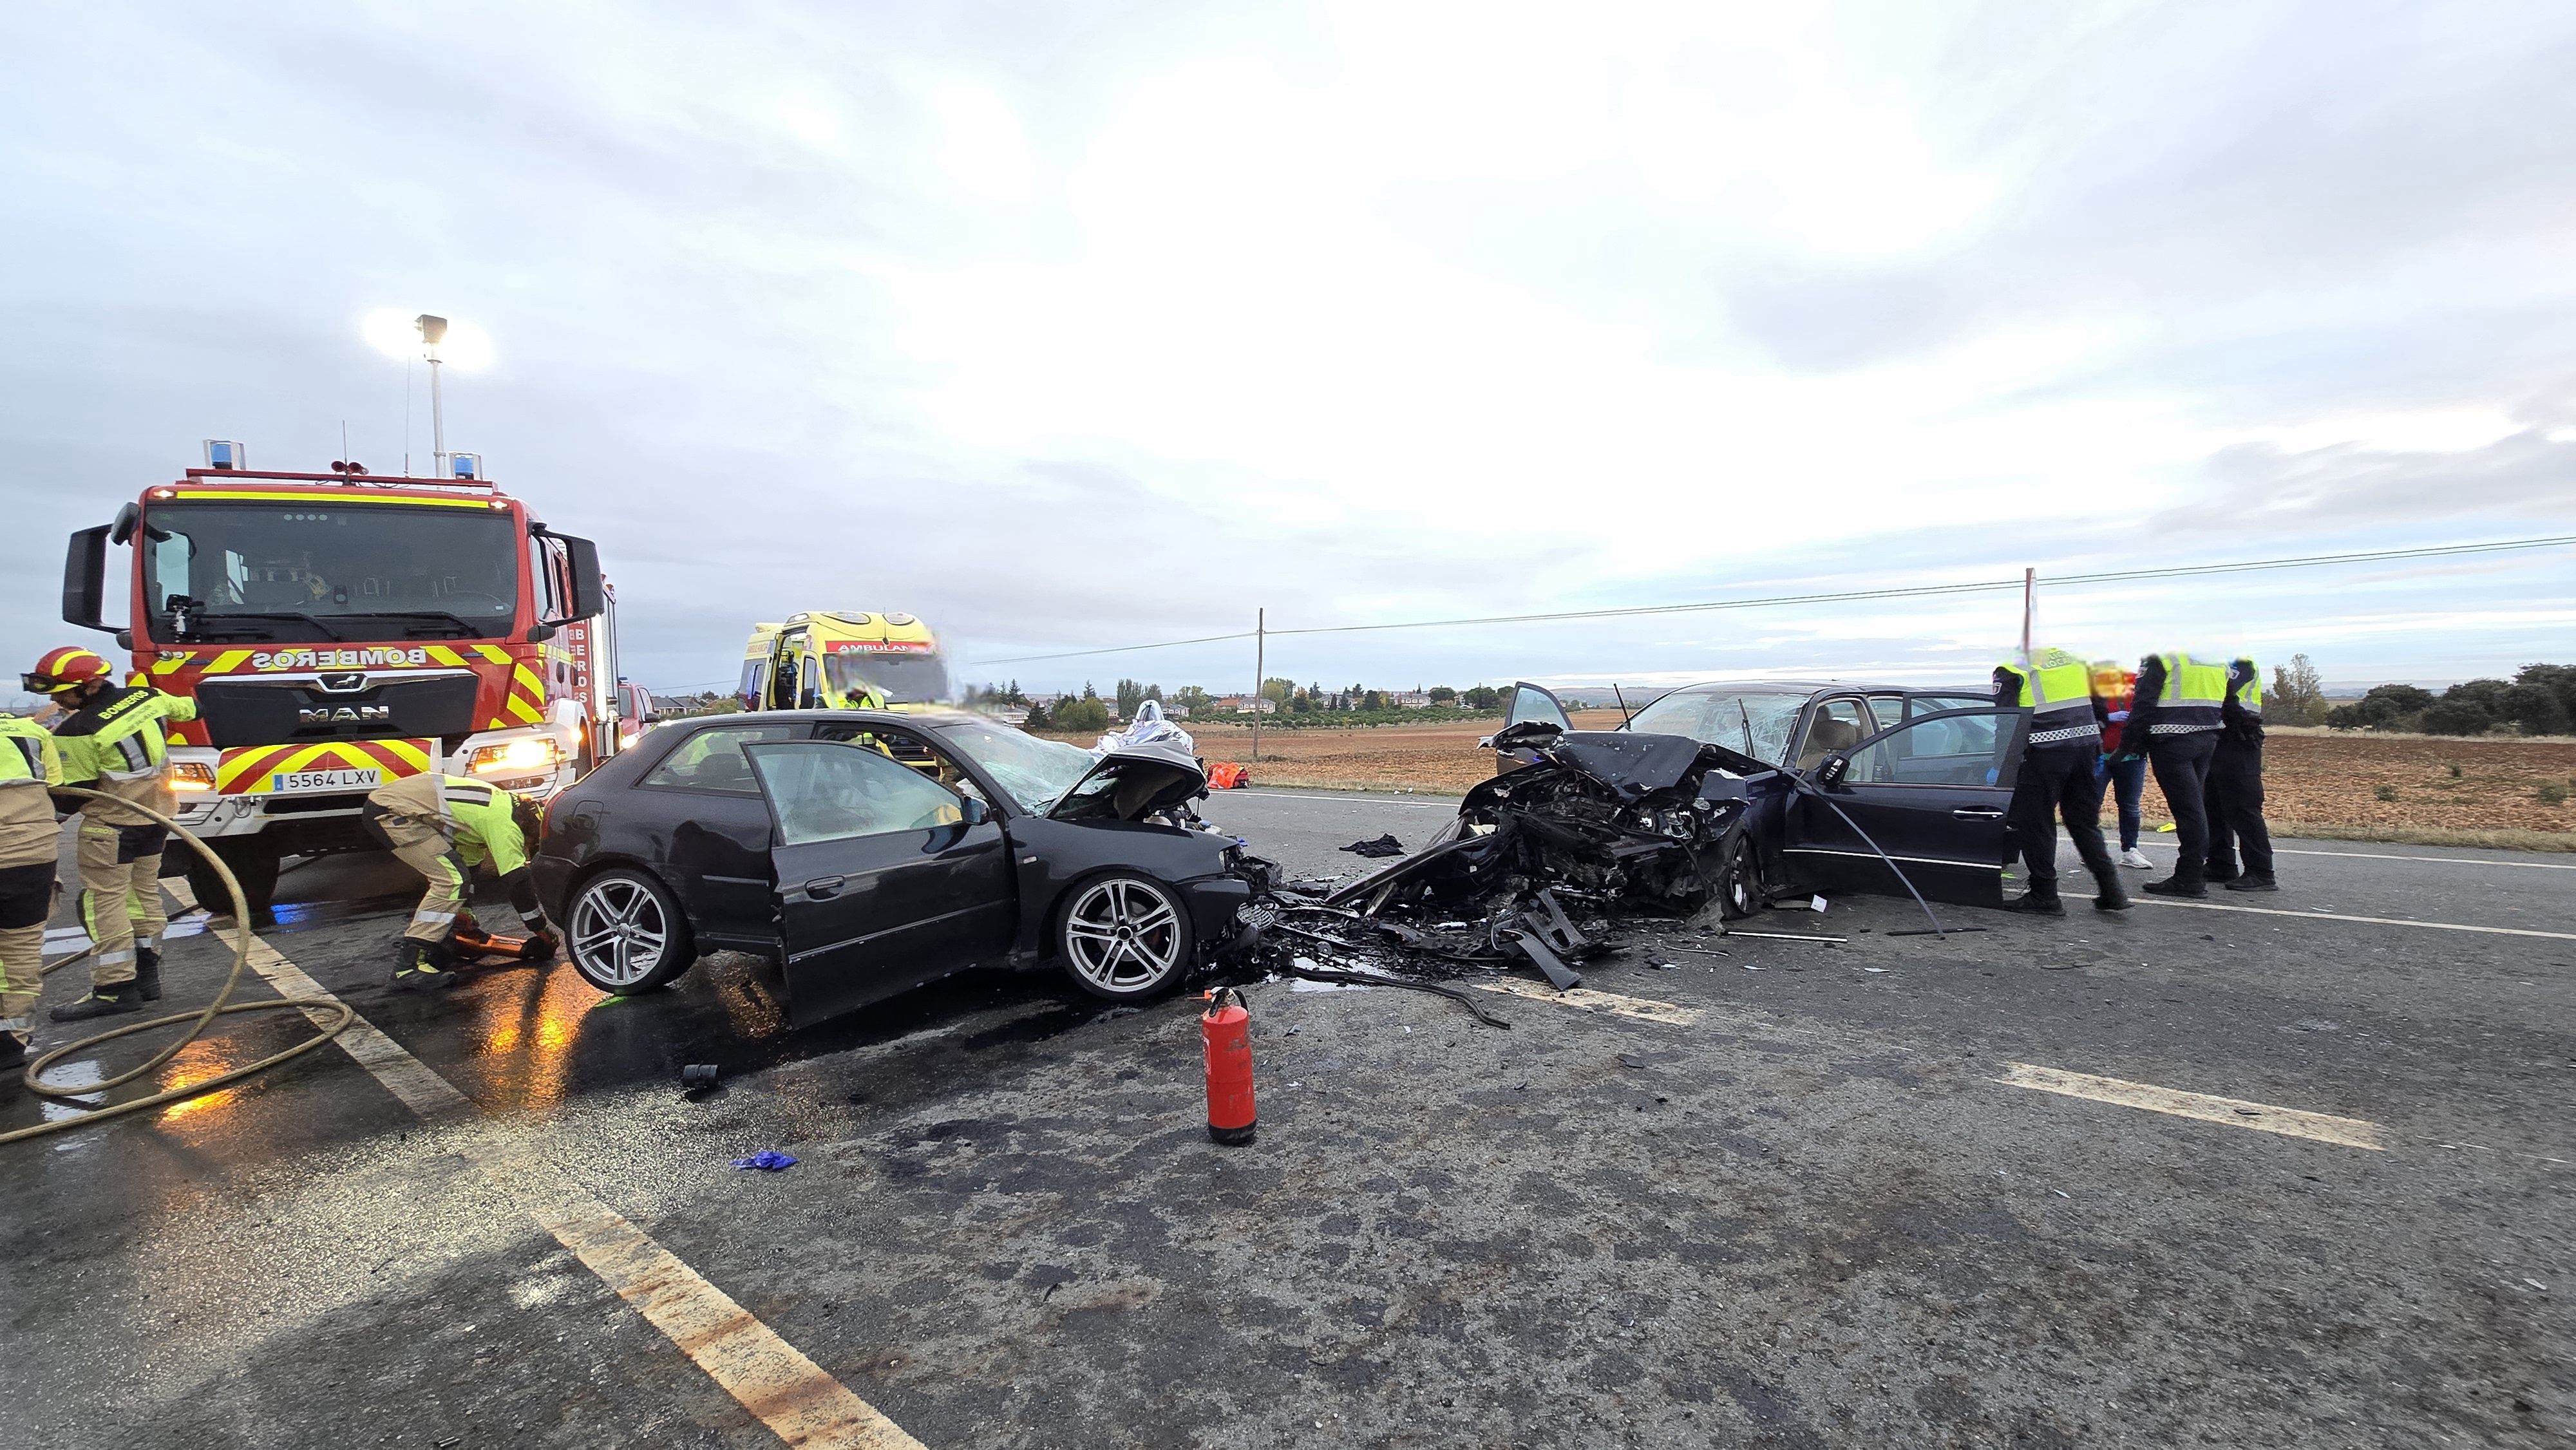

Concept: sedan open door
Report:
left=1781, top=707, right=2026, bottom=907
left=744, top=741, right=1016, bottom=1026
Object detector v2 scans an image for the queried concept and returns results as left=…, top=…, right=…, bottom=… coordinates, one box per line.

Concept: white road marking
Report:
left=162, top=883, right=922, bottom=1450
left=1997, top=1062, right=2385, bottom=1150
left=1223, top=790, right=1452, bottom=808
left=2273, top=848, right=2576, bottom=871
left=1475, top=977, right=1702, bottom=1026
left=2096, top=845, right=2576, bottom=871
left=2132, top=896, right=2576, bottom=941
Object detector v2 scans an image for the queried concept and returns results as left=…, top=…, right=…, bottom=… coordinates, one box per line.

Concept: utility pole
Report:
left=2020, top=567, right=2036, bottom=663
left=1251, top=608, right=1265, bottom=763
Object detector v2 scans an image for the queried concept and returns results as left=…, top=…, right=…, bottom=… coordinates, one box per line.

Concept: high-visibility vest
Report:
left=2000, top=650, right=2100, bottom=746
left=2228, top=658, right=2262, bottom=717
left=1, top=715, right=66, bottom=869
left=52, top=685, right=196, bottom=783
left=2150, top=652, right=2228, bottom=734
left=368, top=772, right=531, bottom=876
left=0, top=715, right=62, bottom=790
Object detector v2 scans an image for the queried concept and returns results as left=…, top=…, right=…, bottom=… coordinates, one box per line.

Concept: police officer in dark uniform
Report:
left=2119, top=651, right=2230, bottom=898
left=2204, top=657, right=2276, bottom=891
left=1994, top=648, right=2128, bottom=914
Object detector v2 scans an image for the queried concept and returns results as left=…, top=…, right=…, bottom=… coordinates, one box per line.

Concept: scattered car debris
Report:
left=1340, top=834, right=1407, bottom=858
left=731, top=1150, right=797, bottom=1171
left=679, top=1063, right=722, bottom=1092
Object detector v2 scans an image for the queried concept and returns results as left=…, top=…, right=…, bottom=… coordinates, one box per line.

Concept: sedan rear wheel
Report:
left=567, top=868, right=695, bottom=994
left=1057, top=872, right=1195, bottom=1001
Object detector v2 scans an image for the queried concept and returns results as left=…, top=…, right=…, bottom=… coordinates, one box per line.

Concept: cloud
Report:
left=3, top=0, right=2573, bottom=701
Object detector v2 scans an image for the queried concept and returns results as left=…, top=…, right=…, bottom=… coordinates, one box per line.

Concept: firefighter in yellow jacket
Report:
left=1, top=713, right=66, bottom=1069
left=363, top=771, right=556, bottom=990
left=28, top=646, right=199, bottom=1022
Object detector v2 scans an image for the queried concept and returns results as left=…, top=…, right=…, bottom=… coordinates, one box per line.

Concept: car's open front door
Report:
left=744, top=741, right=1016, bottom=1026
left=1495, top=681, right=1575, bottom=771
left=1782, top=708, right=2026, bottom=907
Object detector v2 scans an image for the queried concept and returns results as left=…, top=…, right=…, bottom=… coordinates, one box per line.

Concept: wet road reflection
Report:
left=156, top=1037, right=244, bottom=1123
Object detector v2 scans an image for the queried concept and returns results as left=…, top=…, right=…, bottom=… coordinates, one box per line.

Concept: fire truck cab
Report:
left=60, top=447, right=620, bottom=912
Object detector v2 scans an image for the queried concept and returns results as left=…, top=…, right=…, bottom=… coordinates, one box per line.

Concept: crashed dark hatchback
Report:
left=1336, top=682, right=2031, bottom=922
left=531, top=710, right=1274, bottom=1024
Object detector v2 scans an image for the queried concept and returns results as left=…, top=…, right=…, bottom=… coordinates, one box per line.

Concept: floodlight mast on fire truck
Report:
left=59, top=443, right=624, bottom=914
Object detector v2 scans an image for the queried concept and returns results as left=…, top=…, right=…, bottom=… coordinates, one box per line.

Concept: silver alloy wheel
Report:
left=1062, top=876, right=1184, bottom=994
left=570, top=876, right=670, bottom=989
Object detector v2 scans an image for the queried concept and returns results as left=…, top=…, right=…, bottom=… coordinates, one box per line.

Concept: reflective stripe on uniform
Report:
left=2003, top=652, right=2101, bottom=742
left=2152, top=652, right=2227, bottom=733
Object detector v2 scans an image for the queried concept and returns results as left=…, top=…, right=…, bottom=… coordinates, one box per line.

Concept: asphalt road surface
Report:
left=6, top=789, right=2571, bottom=1448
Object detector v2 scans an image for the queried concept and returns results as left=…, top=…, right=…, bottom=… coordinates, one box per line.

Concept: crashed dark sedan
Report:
left=531, top=710, right=1274, bottom=1024
left=1337, top=682, right=2031, bottom=923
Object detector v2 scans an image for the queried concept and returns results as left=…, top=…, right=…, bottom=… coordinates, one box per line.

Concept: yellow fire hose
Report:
left=1, top=788, right=355, bottom=1145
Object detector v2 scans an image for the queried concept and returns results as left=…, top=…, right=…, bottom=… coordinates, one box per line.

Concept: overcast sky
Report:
left=5, top=0, right=2571, bottom=700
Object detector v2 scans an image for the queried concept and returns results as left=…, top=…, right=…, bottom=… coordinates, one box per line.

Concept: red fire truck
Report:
left=60, top=444, right=622, bottom=912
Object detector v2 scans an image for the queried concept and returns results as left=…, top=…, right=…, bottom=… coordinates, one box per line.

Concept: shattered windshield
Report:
left=1625, top=690, right=1808, bottom=766
left=932, top=720, right=1097, bottom=813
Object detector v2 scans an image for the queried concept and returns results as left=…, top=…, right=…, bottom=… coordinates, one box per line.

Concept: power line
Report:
left=963, top=532, right=2576, bottom=666
left=967, top=630, right=1259, bottom=667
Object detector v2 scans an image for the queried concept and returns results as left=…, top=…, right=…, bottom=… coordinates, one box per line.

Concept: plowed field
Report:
left=1085, top=717, right=2576, bottom=845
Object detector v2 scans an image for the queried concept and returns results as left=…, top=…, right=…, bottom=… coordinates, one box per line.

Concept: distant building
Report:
left=1390, top=691, right=1433, bottom=708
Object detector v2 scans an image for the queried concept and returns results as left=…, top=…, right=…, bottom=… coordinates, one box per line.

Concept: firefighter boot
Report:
left=0, top=1034, right=26, bottom=1072
left=389, top=939, right=460, bottom=993
left=51, top=982, right=144, bottom=1022
left=135, top=946, right=163, bottom=1003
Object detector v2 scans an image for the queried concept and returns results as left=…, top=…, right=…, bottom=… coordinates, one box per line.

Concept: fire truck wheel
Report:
left=187, top=841, right=279, bottom=921
left=565, top=867, right=695, bottom=994
left=1055, top=871, right=1195, bottom=1003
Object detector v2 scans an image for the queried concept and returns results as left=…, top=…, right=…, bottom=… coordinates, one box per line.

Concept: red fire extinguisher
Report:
left=1201, top=987, right=1256, bottom=1146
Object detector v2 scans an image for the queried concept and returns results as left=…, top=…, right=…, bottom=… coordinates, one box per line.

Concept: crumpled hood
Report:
left=1047, top=739, right=1208, bottom=822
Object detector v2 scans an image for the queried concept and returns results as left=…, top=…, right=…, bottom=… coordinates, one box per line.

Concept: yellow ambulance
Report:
left=737, top=612, right=953, bottom=712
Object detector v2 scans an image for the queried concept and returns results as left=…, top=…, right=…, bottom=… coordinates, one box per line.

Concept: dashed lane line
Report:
left=164, top=884, right=924, bottom=1450
left=1997, top=1062, right=2386, bottom=1151
left=2130, top=896, right=2576, bottom=941
left=1474, top=977, right=1703, bottom=1027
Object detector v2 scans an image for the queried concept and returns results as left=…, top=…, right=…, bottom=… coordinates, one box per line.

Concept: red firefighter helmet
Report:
left=24, top=646, right=114, bottom=697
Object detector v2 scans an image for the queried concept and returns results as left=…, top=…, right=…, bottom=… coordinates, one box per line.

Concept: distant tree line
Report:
left=2327, top=664, right=2575, bottom=737
left=963, top=675, right=1515, bottom=734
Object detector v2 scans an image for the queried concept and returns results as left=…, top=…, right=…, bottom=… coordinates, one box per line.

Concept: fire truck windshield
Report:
left=822, top=651, right=952, bottom=706
left=141, top=500, right=522, bottom=641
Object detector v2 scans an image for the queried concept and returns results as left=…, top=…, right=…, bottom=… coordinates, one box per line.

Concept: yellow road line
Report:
left=162, top=884, right=923, bottom=1449
left=1996, top=1062, right=2386, bottom=1151
left=2132, top=896, right=2576, bottom=941
left=1475, top=977, right=1702, bottom=1027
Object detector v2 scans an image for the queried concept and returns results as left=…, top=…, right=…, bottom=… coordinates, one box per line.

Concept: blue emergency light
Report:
left=450, top=453, right=483, bottom=480
left=202, top=439, right=245, bottom=471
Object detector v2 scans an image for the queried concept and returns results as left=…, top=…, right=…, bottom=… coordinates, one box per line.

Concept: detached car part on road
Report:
left=531, top=710, right=1276, bottom=1025
left=1336, top=682, right=2032, bottom=926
